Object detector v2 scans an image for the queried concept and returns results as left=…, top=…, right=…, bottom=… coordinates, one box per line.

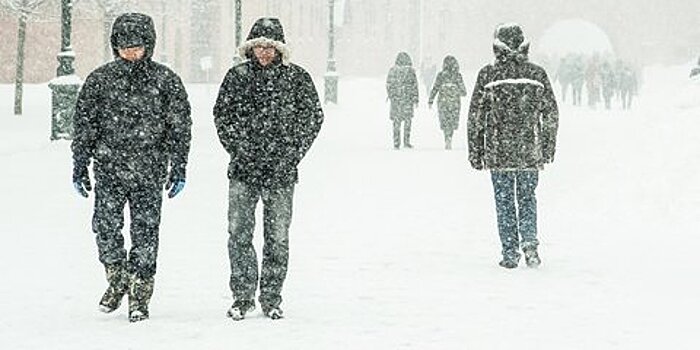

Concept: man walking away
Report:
left=467, top=23, right=559, bottom=269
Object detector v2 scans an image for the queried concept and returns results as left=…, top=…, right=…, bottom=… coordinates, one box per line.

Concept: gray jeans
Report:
left=227, top=179, right=294, bottom=310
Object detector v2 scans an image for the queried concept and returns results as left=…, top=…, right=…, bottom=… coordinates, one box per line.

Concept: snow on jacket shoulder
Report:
left=467, top=61, right=559, bottom=170
left=213, top=60, right=324, bottom=189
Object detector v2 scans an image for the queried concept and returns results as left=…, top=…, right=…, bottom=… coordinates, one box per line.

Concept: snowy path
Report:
left=0, top=68, right=699, bottom=349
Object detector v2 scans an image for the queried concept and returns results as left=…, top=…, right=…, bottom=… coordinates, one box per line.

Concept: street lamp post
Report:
left=324, top=0, right=338, bottom=104
left=48, top=0, right=81, bottom=140
left=232, top=0, right=243, bottom=64
left=160, top=0, right=168, bottom=64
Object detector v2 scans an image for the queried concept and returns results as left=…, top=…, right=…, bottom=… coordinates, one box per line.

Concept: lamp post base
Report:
left=49, top=74, right=81, bottom=140
left=324, top=72, right=338, bottom=104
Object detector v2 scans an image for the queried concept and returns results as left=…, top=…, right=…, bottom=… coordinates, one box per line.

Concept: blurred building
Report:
left=0, top=0, right=699, bottom=83
left=0, top=0, right=328, bottom=83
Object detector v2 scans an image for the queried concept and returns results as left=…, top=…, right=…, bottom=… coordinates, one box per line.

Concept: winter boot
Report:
left=498, top=259, right=519, bottom=269
left=128, top=275, right=154, bottom=323
left=263, top=306, right=284, bottom=320
left=226, top=299, right=255, bottom=321
left=98, top=263, right=128, bottom=313
left=523, top=246, right=541, bottom=268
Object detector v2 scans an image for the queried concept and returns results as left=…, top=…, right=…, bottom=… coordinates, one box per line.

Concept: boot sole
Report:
left=98, top=304, right=120, bottom=313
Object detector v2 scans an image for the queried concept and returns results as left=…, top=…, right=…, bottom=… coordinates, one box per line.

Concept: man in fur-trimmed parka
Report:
left=468, top=23, right=559, bottom=269
left=214, top=17, right=324, bottom=321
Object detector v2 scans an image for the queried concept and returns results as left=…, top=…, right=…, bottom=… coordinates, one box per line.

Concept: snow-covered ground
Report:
left=1, top=64, right=699, bottom=349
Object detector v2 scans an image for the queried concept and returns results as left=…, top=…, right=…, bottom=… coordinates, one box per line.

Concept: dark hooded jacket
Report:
left=213, top=18, right=324, bottom=189
left=386, top=52, right=419, bottom=121
left=71, top=13, right=192, bottom=186
left=467, top=24, right=559, bottom=170
left=429, top=55, right=467, bottom=131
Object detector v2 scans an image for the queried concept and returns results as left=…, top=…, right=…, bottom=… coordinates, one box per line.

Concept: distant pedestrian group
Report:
left=556, top=53, right=639, bottom=110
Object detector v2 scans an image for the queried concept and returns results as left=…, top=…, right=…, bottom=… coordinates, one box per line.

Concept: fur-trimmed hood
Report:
left=492, top=23, right=530, bottom=64
left=238, top=17, right=291, bottom=66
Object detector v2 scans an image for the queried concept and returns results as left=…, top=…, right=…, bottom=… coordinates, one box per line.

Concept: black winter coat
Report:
left=429, top=70, right=467, bottom=131
left=72, top=60, right=192, bottom=185
left=386, top=53, right=419, bottom=122
left=72, top=13, right=191, bottom=186
left=468, top=53, right=558, bottom=170
left=213, top=60, right=324, bottom=189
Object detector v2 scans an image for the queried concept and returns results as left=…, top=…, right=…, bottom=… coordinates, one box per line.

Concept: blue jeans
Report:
left=490, top=170, right=539, bottom=261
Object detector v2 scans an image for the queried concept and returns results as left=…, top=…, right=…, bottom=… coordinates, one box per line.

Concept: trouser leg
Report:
left=392, top=120, right=401, bottom=148
left=516, top=171, right=539, bottom=250
left=259, top=184, right=294, bottom=310
left=227, top=179, right=260, bottom=301
left=403, top=119, right=412, bottom=146
left=491, top=171, right=519, bottom=261
left=126, top=183, right=163, bottom=279
left=93, top=180, right=128, bottom=267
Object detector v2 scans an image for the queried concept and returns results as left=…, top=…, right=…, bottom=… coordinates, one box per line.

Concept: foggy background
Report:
left=1, top=0, right=699, bottom=84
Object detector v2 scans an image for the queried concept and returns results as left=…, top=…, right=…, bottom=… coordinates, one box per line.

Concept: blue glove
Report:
left=166, top=179, right=186, bottom=198
left=73, top=165, right=92, bottom=198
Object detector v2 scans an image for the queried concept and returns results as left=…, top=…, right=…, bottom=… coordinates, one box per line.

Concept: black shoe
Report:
left=226, top=300, right=255, bottom=321
left=499, top=259, right=518, bottom=269
left=262, top=305, right=284, bottom=320
left=404, top=143, right=413, bottom=148
left=524, top=247, right=541, bottom=268
left=98, top=264, right=128, bottom=313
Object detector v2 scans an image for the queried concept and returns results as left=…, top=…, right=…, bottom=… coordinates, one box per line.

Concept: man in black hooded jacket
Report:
left=468, top=23, right=559, bottom=269
left=214, top=18, right=324, bottom=321
left=71, top=13, right=192, bottom=322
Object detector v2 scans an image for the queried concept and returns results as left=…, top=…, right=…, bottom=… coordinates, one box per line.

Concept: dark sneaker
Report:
left=128, top=276, right=154, bottom=323
left=499, top=259, right=518, bottom=269
left=98, top=264, right=128, bottom=313
left=263, top=306, right=284, bottom=320
left=404, top=143, right=413, bottom=149
left=524, top=247, right=541, bottom=268
left=226, top=300, right=255, bottom=321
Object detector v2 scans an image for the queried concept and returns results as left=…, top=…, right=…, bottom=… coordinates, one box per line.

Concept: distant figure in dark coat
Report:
left=428, top=55, right=467, bottom=149
left=71, top=12, right=192, bottom=322
left=600, top=60, right=616, bottom=110
left=618, top=62, right=638, bottom=110
left=214, top=17, right=324, bottom=321
left=570, top=55, right=585, bottom=106
left=689, top=56, right=700, bottom=78
left=468, top=23, right=559, bottom=269
left=386, top=52, right=419, bottom=149
left=585, top=55, right=601, bottom=108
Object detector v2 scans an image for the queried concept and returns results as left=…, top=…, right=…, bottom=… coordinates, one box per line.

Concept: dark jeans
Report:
left=92, top=179, right=163, bottom=278
left=227, top=179, right=294, bottom=310
left=490, top=170, right=539, bottom=261
left=392, top=119, right=412, bottom=147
